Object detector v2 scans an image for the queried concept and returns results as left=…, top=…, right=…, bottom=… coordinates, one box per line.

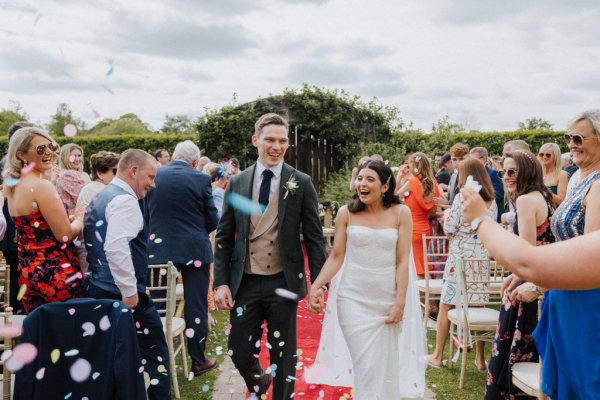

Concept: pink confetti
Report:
left=66, top=272, right=83, bottom=284
left=69, top=155, right=76, bottom=163
left=21, top=162, right=36, bottom=175
left=62, top=236, right=68, bottom=242
left=0, top=325, right=22, bottom=338
left=194, top=260, right=202, bottom=268
left=63, top=124, right=77, bottom=137
left=149, top=233, right=156, bottom=241
left=68, top=308, right=76, bottom=316
left=11, top=343, right=38, bottom=364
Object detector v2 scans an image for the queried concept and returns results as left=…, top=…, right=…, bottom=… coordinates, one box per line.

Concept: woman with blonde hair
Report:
left=55, top=143, right=91, bottom=215
left=2, top=127, right=84, bottom=313
left=400, top=152, right=441, bottom=277
left=537, top=142, right=568, bottom=204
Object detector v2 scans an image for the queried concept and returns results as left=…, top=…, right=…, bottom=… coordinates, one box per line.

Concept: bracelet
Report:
left=535, top=286, right=543, bottom=296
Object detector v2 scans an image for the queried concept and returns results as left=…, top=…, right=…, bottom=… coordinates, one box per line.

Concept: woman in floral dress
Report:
left=3, top=127, right=84, bottom=313
left=485, top=150, right=554, bottom=399
left=426, top=158, right=497, bottom=370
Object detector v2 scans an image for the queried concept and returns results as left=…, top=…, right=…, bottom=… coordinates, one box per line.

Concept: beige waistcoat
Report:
left=244, top=182, right=283, bottom=275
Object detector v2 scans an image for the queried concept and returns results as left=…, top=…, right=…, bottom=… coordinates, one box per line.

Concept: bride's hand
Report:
left=307, top=288, right=324, bottom=314
left=385, top=302, right=405, bottom=324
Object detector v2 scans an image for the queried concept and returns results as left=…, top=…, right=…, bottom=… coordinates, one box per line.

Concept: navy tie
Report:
left=259, top=169, right=274, bottom=207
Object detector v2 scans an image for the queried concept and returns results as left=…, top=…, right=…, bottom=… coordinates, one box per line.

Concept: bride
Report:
left=305, top=159, right=425, bottom=399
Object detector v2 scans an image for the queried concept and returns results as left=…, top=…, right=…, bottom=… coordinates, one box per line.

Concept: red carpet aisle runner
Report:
left=247, top=252, right=353, bottom=399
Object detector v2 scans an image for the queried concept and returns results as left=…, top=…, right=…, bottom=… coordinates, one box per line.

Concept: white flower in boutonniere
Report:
left=283, top=175, right=299, bottom=199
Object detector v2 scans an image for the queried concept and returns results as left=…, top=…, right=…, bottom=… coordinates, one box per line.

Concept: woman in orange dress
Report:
left=401, top=152, right=440, bottom=277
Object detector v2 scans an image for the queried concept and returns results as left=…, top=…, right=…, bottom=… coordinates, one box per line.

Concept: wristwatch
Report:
left=470, top=215, right=492, bottom=231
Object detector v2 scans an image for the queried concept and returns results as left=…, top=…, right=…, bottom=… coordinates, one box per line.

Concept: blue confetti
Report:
left=4, top=178, right=20, bottom=187
left=226, top=192, right=264, bottom=216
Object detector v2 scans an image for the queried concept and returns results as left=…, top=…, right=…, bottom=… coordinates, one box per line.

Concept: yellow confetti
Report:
left=51, top=348, right=60, bottom=364
left=17, top=284, right=27, bottom=301
left=273, top=331, right=280, bottom=338
left=159, top=268, right=167, bottom=276
left=157, top=364, right=166, bottom=373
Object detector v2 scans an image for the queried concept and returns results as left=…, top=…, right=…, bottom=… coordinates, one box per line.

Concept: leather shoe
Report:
left=253, top=372, right=272, bottom=396
left=192, top=358, right=217, bottom=377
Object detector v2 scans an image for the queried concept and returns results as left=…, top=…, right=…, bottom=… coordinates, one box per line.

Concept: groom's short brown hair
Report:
left=254, top=113, right=289, bottom=137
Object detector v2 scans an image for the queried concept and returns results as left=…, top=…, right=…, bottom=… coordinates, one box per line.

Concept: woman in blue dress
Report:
left=538, top=109, right=600, bottom=399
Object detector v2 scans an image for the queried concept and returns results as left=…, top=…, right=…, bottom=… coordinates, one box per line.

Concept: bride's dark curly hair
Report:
left=348, top=159, right=402, bottom=213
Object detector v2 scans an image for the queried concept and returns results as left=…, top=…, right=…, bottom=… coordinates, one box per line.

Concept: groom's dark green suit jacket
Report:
left=214, top=163, right=326, bottom=299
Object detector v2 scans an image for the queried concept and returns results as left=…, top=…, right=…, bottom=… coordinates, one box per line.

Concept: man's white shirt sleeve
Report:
left=105, top=194, right=143, bottom=297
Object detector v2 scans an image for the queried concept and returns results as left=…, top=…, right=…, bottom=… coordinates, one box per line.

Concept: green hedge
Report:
left=0, top=133, right=197, bottom=169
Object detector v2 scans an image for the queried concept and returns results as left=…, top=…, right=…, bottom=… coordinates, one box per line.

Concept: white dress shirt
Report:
left=104, top=177, right=143, bottom=297
left=254, top=159, right=283, bottom=202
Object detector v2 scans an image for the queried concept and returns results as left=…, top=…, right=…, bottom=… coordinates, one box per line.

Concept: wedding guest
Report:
left=502, top=140, right=530, bottom=158
left=55, top=143, right=91, bottom=215
left=147, top=140, right=219, bottom=378
left=214, top=113, right=326, bottom=399
left=204, top=162, right=231, bottom=220
left=197, top=156, right=211, bottom=173
left=470, top=146, right=504, bottom=221
left=485, top=150, right=555, bottom=399
left=561, top=152, right=578, bottom=179
left=0, top=121, right=35, bottom=314
left=229, top=158, right=241, bottom=175
left=538, top=143, right=568, bottom=205
left=74, top=151, right=120, bottom=273
left=400, top=152, right=440, bottom=277
left=349, top=156, right=371, bottom=192
left=306, top=160, right=425, bottom=398
left=394, top=155, right=412, bottom=195
left=3, top=127, right=84, bottom=313
left=426, top=158, right=497, bottom=371
left=447, top=143, right=469, bottom=205
left=154, top=148, right=170, bottom=166
left=84, top=149, right=171, bottom=400
left=435, top=153, right=452, bottom=188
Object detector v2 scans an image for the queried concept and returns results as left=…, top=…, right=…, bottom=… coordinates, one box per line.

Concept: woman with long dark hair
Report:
left=305, top=160, right=425, bottom=398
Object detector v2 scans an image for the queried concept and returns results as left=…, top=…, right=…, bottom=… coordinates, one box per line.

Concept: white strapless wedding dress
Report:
left=305, top=226, right=425, bottom=399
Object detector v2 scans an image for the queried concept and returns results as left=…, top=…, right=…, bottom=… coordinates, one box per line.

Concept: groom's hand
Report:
left=307, top=288, right=324, bottom=314
left=216, top=286, right=234, bottom=310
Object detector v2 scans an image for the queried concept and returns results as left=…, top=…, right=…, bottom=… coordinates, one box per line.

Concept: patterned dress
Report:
left=485, top=193, right=555, bottom=399
left=14, top=211, right=84, bottom=313
left=533, top=171, right=600, bottom=399
left=441, top=195, right=497, bottom=305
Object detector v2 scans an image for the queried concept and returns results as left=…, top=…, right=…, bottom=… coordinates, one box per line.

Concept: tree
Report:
left=47, top=103, right=85, bottom=137
left=0, top=100, right=29, bottom=136
left=161, top=114, right=194, bottom=134
left=428, top=115, right=463, bottom=152
left=518, top=117, right=553, bottom=131
left=87, top=113, right=153, bottom=135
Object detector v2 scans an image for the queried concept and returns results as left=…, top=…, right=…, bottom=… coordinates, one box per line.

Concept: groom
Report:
left=214, top=113, right=326, bottom=399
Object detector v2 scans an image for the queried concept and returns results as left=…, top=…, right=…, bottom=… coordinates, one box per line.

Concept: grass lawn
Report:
left=174, top=310, right=231, bottom=400
left=173, top=313, right=488, bottom=399
left=426, top=330, right=488, bottom=399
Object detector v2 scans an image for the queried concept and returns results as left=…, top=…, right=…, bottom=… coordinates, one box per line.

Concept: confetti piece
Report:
left=70, top=359, right=92, bottom=382
left=150, top=378, right=159, bottom=386
left=33, top=14, right=42, bottom=25
left=273, top=331, right=280, bottom=338
left=66, top=272, right=82, bottom=284
left=17, top=284, right=27, bottom=301
left=185, top=328, right=194, bottom=338
left=92, top=109, right=101, bottom=119
left=106, top=66, right=114, bottom=77
left=92, top=372, right=100, bottom=380
left=63, top=124, right=77, bottom=137
left=81, top=322, right=95, bottom=337
left=0, top=325, right=22, bottom=338
left=99, top=315, right=111, bottom=331
left=202, top=384, right=209, bottom=392
left=36, top=367, right=45, bottom=380
left=157, top=364, right=166, bottom=373
left=274, top=288, right=299, bottom=301
left=65, top=349, right=79, bottom=357
left=188, top=371, right=194, bottom=381
left=21, top=162, right=36, bottom=175
left=226, top=192, right=263, bottom=216
left=194, top=260, right=202, bottom=268
left=154, top=238, right=163, bottom=244
left=4, top=178, right=20, bottom=187
left=68, top=308, right=75, bottom=315
left=69, top=155, right=76, bottom=163
left=101, top=85, right=114, bottom=95
left=149, top=233, right=156, bottom=241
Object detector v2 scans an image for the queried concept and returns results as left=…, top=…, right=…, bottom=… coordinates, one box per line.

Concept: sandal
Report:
left=425, top=355, right=443, bottom=369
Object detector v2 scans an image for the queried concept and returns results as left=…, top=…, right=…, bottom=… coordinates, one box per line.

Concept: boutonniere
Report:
left=283, top=175, right=299, bottom=199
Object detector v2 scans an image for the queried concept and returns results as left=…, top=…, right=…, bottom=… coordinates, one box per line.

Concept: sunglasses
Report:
left=35, top=142, right=59, bottom=155
left=498, top=168, right=518, bottom=178
left=538, top=152, right=552, bottom=158
left=564, top=133, right=596, bottom=146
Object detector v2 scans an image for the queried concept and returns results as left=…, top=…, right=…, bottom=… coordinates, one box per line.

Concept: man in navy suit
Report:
left=146, top=140, right=220, bottom=376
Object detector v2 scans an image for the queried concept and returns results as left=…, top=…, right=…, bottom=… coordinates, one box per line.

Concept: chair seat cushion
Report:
left=448, top=307, right=499, bottom=326
left=161, top=316, right=186, bottom=335
left=512, top=362, right=540, bottom=392
left=416, top=279, right=443, bottom=293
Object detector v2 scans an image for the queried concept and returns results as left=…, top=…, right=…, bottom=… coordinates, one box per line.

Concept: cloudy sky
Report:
left=1, top=0, right=599, bottom=132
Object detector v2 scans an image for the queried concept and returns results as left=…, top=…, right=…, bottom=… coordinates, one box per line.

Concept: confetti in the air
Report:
left=63, top=124, right=77, bottom=137
left=226, top=192, right=263, bottom=216
left=275, top=288, right=299, bottom=301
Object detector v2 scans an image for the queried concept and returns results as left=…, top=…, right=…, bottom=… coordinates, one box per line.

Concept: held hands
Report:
left=385, top=302, right=405, bottom=324
left=215, top=286, right=234, bottom=310
left=460, top=187, right=489, bottom=223
left=307, top=287, right=325, bottom=314
left=501, top=274, right=525, bottom=299
left=512, top=282, right=540, bottom=303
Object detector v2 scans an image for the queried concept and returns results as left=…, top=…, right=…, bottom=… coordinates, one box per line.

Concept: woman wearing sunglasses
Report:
left=55, top=143, right=91, bottom=216
left=486, top=150, right=555, bottom=399
left=537, top=142, right=568, bottom=205
left=2, top=127, right=84, bottom=313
